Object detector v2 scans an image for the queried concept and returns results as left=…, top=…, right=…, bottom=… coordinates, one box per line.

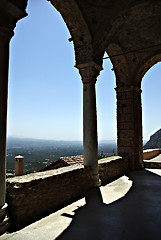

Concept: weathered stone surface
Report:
left=144, top=161, right=161, bottom=169
left=6, top=164, right=93, bottom=231
left=6, top=157, right=128, bottom=231
left=99, top=156, right=128, bottom=183
left=116, top=84, right=143, bottom=170
left=143, top=149, right=161, bottom=168
left=143, top=149, right=161, bottom=160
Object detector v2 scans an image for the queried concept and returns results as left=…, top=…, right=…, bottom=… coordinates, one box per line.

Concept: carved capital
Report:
left=76, top=61, right=102, bottom=84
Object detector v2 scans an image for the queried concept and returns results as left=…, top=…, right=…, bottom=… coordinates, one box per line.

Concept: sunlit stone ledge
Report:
left=6, top=156, right=127, bottom=231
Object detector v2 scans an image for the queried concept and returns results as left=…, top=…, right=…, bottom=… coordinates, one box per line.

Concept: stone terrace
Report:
left=1, top=168, right=161, bottom=240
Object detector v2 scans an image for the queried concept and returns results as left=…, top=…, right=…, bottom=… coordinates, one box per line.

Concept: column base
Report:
left=0, top=203, right=10, bottom=236
left=91, top=174, right=101, bottom=187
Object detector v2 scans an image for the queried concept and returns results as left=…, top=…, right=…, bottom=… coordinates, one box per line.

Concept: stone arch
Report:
left=137, top=53, right=161, bottom=146
left=49, top=0, right=99, bottom=65
left=137, top=53, right=161, bottom=85
left=49, top=0, right=92, bottom=43
left=98, top=1, right=161, bottom=55
left=141, top=62, right=161, bottom=142
left=106, top=43, right=129, bottom=87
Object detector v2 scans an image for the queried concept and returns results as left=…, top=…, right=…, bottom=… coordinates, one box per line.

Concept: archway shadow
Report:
left=55, top=170, right=161, bottom=240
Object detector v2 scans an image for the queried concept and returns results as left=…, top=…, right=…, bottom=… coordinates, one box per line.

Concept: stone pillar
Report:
left=77, top=62, right=102, bottom=186
left=116, top=85, right=144, bottom=170
left=0, top=1, right=28, bottom=235
left=0, top=28, right=13, bottom=235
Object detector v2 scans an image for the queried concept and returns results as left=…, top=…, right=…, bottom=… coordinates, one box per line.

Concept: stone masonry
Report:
left=6, top=156, right=127, bottom=231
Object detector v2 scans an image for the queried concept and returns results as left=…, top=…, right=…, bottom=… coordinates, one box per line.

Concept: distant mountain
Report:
left=7, top=137, right=117, bottom=149
left=144, top=129, right=161, bottom=149
left=7, top=137, right=83, bottom=149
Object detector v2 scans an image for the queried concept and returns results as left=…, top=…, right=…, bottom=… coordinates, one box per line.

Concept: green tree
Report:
left=98, top=151, right=105, bottom=160
left=113, top=148, right=117, bottom=156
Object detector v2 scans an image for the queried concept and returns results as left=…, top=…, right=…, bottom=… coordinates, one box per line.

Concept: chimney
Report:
left=15, top=155, right=24, bottom=176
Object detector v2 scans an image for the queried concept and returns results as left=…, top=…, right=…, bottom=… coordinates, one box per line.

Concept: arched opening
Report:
left=6, top=0, right=85, bottom=173
left=142, top=62, right=161, bottom=146
left=96, top=54, right=117, bottom=155
left=8, top=0, right=82, bottom=141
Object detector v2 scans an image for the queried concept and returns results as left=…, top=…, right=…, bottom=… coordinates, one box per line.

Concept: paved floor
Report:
left=1, top=169, right=161, bottom=240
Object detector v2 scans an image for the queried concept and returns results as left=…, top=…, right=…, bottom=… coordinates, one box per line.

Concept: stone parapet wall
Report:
left=6, top=156, right=128, bottom=231
left=99, top=156, right=128, bottom=183
left=144, top=161, right=161, bottom=169
left=143, top=149, right=161, bottom=160
left=6, top=165, right=92, bottom=231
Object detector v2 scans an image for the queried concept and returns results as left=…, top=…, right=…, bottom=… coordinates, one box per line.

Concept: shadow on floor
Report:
left=56, top=170, right=161, bottom=240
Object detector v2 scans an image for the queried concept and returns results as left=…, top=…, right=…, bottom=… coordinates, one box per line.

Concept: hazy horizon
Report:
left=7, top=136, right=149, bottom=145
left=7, top=135, right=117, bottom=142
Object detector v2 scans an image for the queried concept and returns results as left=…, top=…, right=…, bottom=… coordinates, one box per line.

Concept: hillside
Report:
left=144, top=129, right=161, bottom=149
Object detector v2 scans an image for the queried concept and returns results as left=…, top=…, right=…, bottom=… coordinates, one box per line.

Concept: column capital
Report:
left=76, top=61, right=102, bottom=84
left=115, top=85, right=142, bottom=93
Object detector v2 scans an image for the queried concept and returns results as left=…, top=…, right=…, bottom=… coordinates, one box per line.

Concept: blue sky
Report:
left=7, top=0, right=161, bottom=142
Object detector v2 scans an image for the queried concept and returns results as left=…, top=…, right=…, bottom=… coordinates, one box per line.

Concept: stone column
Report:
left=116, top=85, right=144, bottom=170
left=0, top=28, right=13, bottom=235
left=77, top=62, right=102, bottom=186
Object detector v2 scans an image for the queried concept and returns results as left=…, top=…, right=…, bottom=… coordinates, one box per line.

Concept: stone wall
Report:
left=143, top=149, right=161, bottom=169
left=143, top=149, right=161, bottom=160
left=98, top=156, right=128, bottom=183
left=6, top=156, right=128, bottom=231
left=143, top=161, right=161, bottom=169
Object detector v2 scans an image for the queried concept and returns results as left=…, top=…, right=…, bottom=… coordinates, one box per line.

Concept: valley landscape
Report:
left=6, top=137, right=117, bottom=175
left=7, top=129, right=157, bottom=176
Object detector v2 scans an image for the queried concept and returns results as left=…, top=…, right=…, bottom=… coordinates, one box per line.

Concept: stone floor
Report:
left=1, top=169, right=161, bottom=240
